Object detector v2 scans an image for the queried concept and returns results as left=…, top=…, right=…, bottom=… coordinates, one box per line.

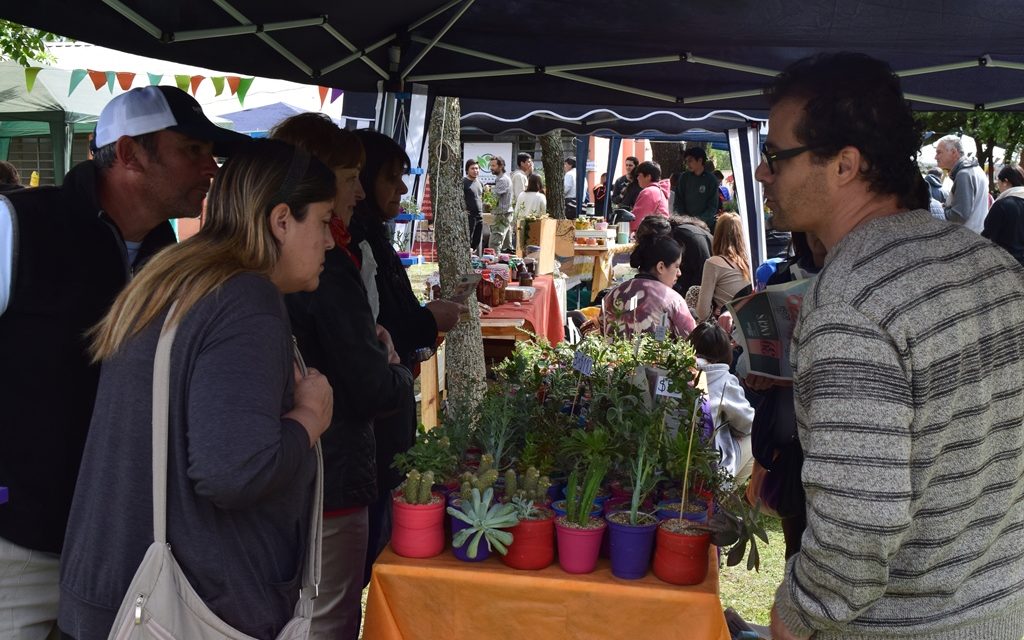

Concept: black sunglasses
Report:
left=760, top=143, right=810, bottom=174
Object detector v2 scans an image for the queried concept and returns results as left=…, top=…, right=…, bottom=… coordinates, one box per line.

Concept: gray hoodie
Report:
left=943, top=156, right=989, bottom=233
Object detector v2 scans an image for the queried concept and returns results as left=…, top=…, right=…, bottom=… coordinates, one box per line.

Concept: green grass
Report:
left=718, top=515, right=787, bottom=626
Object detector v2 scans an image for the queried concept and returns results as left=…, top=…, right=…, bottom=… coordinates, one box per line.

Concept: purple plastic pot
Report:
left=607, top=513, right=659, bottom=579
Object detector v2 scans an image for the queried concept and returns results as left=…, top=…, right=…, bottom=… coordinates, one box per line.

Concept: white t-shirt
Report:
left=563, top=171, right=575, bottom=198
left=515, top=191, right=547, bottom=218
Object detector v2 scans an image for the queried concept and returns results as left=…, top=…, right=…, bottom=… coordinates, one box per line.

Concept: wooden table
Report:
left=572, top=242, right=634, bottom=302
left=363, top=546, right=731, bottom=640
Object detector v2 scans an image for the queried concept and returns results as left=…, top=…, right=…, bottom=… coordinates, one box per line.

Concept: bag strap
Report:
left=150, top=307, right=322, bottom=600
left=291, top=339, right=323, bottom=601
left=151, top=302, right=180, bottom=544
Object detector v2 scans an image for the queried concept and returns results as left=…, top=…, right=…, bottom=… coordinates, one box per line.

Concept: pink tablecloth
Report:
left=482, top=274, right=563, bottom=345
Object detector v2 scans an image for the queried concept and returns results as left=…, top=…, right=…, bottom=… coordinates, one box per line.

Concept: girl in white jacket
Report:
left=689, top=322, right=754, bottom=485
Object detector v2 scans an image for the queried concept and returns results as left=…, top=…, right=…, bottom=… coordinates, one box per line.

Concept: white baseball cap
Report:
left=94, top=86, right=250, bottom=155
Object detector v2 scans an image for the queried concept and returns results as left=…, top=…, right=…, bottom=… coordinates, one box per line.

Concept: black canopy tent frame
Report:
left=5, top=2, right=1024, bottom=112
left=6, top=1, right=1022, bottom=272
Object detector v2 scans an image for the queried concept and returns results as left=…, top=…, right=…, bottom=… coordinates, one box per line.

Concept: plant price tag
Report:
left=654, top=375, right=682, bottom=399
left=654, top=324, right=667, bottom=342
left=572, top=351, right=594, bottom=376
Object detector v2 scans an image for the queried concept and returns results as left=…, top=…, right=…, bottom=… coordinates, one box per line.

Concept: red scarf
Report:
left=330, top=217, right=361, bottom=269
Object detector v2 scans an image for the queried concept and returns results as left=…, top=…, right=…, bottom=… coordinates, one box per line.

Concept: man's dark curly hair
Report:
left=767, top=52, right=929, bottom=210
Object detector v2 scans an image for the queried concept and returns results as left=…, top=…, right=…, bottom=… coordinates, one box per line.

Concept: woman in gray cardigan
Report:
left=58, top=140, right=336, bottom=640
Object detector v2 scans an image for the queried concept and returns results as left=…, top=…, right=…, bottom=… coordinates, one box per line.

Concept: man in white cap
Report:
left=0, top=85, right=249, bottom=639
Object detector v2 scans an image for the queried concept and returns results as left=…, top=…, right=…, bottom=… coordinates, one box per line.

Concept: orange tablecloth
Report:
left=363, top=546, right=730, bottom=640
left=480, top=274, right=563, bottom=345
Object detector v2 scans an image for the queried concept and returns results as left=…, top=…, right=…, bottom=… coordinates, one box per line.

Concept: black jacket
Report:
left=0, top=161, right=176, bottom=553
left=671, top=221, right=713, bottom=296
left=983, top=194, right=1024, bottom=267
left=348, top=209, right=438, bottom=365
left=285, top=246, right=414, bottom=511
left=348, top=209, right=437, bottom=490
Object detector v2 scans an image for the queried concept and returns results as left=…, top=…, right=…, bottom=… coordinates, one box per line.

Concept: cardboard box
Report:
left=518, top=217, right=556, bottom=274
left=553, top=219, right=576, bottom=260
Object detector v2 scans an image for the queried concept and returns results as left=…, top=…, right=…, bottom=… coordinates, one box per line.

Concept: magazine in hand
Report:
left=725, top=278, right=811, bottom=380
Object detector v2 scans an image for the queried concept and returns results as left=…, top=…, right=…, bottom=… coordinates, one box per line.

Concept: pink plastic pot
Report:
left=555, top=517, right=607, bottom=574
left=391, top=493, right=445, bottom=559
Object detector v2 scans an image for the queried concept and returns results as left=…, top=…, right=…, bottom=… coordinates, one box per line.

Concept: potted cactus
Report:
left=446, top=487, right=518, bottom=562
left=391, top=470, right=445, bottom=559
left=502, top=496, right=556, bottom=570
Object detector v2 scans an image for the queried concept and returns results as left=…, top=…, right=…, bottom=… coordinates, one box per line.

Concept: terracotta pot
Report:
left=390, top=493, right=445, bottom=559
left=607, top=513, right=658, bottom=579
left=502, top=512, right=555, bottom=570
left=555, top=517, right=607, bottom=574
left=652, top=521, right=711, bottom=585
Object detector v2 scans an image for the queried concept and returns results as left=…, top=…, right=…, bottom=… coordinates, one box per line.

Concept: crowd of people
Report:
left=2, top=50, right=1024, bottom=640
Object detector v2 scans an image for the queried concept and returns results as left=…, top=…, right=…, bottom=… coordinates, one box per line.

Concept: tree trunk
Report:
left=651, top=141, right=685, bottom=181
left=539, top=132, right=565, bottom=219
left=427, top=96, right=487, bottom=412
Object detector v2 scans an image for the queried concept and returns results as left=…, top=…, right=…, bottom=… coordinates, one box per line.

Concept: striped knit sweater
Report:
left=775, top=210, right=1024, bottom=639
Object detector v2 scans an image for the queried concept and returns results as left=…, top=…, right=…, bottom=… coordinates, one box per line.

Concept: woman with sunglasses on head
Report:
left=983, top=164, right=1024, bottom=267
left=59, top=140, right=336, bottom=640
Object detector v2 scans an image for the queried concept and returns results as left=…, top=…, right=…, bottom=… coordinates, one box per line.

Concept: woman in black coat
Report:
left=347, top=131, right=464, bottom=585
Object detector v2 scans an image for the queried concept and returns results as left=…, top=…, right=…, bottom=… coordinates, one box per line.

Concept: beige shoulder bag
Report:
left=108, top=303, right=323, bottom=640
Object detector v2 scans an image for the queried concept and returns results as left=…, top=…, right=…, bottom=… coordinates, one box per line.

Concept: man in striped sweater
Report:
left=758, top=52, right=1024, bottom=640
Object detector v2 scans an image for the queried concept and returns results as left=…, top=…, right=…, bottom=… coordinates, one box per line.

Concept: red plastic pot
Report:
left=555, top=517, right=607, bottom=574
left=390, top=493, right=445, bottom=559
left=502, top=512, right=555, bottom=570
left=652, top=521, right=711, bottom=585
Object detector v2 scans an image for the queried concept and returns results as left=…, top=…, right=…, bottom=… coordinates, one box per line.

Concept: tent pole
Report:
left=727, top=125, right=765, bottom=276
left=401, top=0, right=476, bottom=79
left=604, top=137, right=621, bottom=219
left=99, top=0, right=162, bottom=39
left=170, top=16, right=328, bottom=42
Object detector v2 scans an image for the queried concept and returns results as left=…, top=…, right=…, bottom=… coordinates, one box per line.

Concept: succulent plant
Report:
left=447, top=487, right=518, bottom=559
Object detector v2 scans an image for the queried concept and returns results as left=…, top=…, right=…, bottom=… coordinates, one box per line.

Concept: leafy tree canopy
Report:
left=0, top=19, right=57, bottom=66
left=915, top=111, right=1024, bottom=172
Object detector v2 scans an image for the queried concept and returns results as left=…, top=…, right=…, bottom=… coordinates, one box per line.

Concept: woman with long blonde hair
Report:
left=694, top=212, right=753, bottom=321
left=59, top=139, right=338, bottom=640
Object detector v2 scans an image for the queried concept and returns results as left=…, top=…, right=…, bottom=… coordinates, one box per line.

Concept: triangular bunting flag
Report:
left=189, top=75, right=204, bottom=96
left=211, top=76, right=225, bottom=96
left=87, top=69, right=107, bottom=90
left=147, top=73, right=162, bottom=86
left=115, top=72, right=136, bottom=91
left=236, top=77, right=254, bottom=106
left=174, top=75, right=190, bottom=92
left=226, top=76, right=240, bottom=95
left=330, top=88, right=343, bottom=104
left=69, top=69, right=87, bottom=95
left=318, top=86, right=328, bottom=108
left=104, top=71, right=116, bottom=92
left=24, top=67, right=41, bottom=92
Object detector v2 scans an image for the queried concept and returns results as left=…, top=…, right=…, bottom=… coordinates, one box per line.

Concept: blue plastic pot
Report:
left=450, top=516, right=491, bottom=562
left=607, top=513, right=659, bottom=579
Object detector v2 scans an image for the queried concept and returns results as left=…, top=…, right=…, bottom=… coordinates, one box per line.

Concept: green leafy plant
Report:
left=563, top=457, right=609, bottom=526
left=624, top=431, right=661, bottom=525
left=695, top=494, right=770, bottom=571
left=392, top=424, right=459, bottom=483
left=447, top=487, right=519, bottom=558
